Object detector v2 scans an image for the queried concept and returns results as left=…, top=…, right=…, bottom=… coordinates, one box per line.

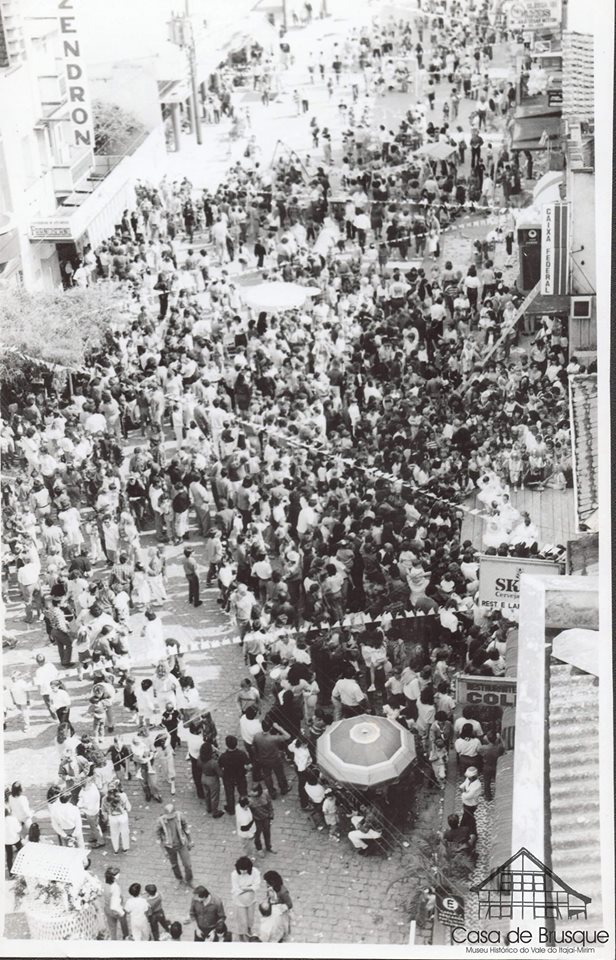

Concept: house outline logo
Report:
left=470, top=847, right=591, bottom=921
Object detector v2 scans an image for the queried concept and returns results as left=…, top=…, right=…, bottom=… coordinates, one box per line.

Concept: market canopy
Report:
left=317, top=714, right=416, bottom=788
left=239, top=281, right=321, bottom=312
left=415, top=141, right=457, bottom=161
left=510, top=115, right=561, bottom=150
left=11, top=844, right=86, bottom=886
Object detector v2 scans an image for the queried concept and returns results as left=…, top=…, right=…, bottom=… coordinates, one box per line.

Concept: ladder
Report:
left=462, top=281, right=541, bottom=393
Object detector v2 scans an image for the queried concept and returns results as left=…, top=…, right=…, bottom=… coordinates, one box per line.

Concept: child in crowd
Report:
left=145, top=883, right=170, bottom=940
left=322, top=788, right=340, bottom=841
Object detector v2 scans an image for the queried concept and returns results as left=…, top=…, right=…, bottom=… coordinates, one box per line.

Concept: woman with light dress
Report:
left=147, top=547, right=167, bottom=605
left=482, top=505, right=510, bottom=549
left=263, top=870, right=292, bottom=941
left=153, top=732, right=176, bottom=795
left=125, top=882, right=151, bottom=940
left=8, top=782, right=33, bottom=835
left=231, top=856, right=261, bottom=941
left=57, top=502, right=84, bottom=558
left=132, top=562, right=151, bottom=610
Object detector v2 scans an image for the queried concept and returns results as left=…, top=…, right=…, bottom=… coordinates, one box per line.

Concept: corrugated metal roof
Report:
left=569, top=375, right=599, bottom=527
left=562, top=32, right=594, bottom=123
left=548, top=659, right=602, bottom=927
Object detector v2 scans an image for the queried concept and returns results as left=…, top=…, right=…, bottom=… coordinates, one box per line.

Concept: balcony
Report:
left=37, top=72, right=66, bottom=104
left=51, top=143, right=93, bottom=195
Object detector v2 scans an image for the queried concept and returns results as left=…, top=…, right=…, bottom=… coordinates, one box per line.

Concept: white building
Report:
left=0, top=0, right=168, bottom=291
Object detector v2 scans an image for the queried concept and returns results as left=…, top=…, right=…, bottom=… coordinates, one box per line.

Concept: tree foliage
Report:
left=0, top=282, right=128, bottom=380
left=93, top=100, right=146, bottom=156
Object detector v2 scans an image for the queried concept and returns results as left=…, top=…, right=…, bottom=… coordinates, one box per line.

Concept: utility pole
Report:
left=185, top=0, right=202, bottom=145
left=168, top=5, right=202, bottom=146
left=282, top=0, right=288, bottom=32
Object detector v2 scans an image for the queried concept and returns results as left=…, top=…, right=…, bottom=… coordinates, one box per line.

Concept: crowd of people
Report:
left=2, top=0, right=587, bottom=943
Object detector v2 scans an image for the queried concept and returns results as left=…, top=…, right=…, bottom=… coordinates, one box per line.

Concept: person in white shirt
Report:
left=53, top=795, right=85, bottom=847
left=125, top=883, right=152, bottom=940
left=33, top=654, right=59, bottom=718
left=453, top=711, right=484, bottom=738
left=8, top=671, right=32, bottom=730
left=297, top=496, right=320, bottom=537
left=331, top=668, right=367, bottom=720
left=239, top=705, right=263, bottom=760
left=460, top=767, right=483, bottom=816
left=8, top=782, right=33, bottom=833
left=78, top=777, right=105, bottom=847
left=4, top=808, right=23, bottom=872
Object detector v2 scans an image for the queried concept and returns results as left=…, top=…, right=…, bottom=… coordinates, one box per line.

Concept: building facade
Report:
left=0, top=0, right=167, bottom=291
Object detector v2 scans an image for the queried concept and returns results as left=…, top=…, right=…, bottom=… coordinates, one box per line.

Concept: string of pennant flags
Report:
left=54, top=610, right=443, bottom=680
left=231, top=410, right=497, bottom=523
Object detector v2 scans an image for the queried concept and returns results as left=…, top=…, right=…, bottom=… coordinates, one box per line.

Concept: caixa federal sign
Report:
left=456, top=675, right=517, bottom=709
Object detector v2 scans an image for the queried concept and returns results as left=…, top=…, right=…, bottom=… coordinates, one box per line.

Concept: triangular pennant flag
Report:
left=232, top=636, right=242, bottom=645
left=416, top=610, right=425, bottom=617
left=221, top=637, right=232, bottom=645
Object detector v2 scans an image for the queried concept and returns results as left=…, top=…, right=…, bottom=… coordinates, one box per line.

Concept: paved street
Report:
left=4, top=2, right=520, bottom=943
left=3, top=489, right=421, bottom=943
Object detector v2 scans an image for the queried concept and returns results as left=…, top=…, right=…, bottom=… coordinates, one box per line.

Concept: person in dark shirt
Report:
left=478, top=731, right=505, bottom=801
left=68, top=550, right=92, bottom=575
left=218, top=736, right=250, bottom=814
left=161, top=703, right=182, bottom=749
left=443, top=813, right=476, bottom=854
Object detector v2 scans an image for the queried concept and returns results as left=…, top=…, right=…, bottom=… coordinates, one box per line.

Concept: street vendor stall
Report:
left=239, top=281, right=321, bottom=312
left=317, top=714, right=416, bottom=788
left=11, top=844, right=104, bottom=940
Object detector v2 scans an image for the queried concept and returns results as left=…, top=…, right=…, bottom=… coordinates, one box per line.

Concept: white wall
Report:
left=568, top=169, right=596, bottom=295
left=0, top=62, right=59, bottom=287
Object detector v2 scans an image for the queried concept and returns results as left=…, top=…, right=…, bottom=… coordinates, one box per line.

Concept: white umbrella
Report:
left=317, top=714, right=416, bottom=788
left=239, top=281, right=320, bottom=312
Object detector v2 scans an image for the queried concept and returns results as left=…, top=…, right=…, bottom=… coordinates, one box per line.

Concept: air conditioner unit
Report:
left=570, top=296, right=593, bottom=320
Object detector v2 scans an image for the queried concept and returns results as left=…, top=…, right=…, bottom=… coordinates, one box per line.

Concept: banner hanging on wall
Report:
left=541, top=201, right=570, bottom=295
left=478, top=554, right=563, bottom=617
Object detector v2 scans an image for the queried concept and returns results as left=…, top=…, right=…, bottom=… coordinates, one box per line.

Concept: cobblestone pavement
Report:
left=3, top=492, right=422, bottom=943
left=4, top=5, right=519, bottom=943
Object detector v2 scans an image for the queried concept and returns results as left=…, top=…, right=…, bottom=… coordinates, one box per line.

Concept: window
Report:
left=488, top=903, right=513, bottom=919
left=499, top=872, right=512, bottom=894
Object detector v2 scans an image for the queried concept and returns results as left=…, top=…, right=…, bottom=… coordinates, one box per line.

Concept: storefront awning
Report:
left=525, top=293, right=570, bottom=314
left=510, top=115, right=561, bottom=150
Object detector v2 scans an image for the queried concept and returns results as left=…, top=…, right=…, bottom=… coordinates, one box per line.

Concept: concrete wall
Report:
left=0, top=61, right=58, bottom=288
left=568, top=169, right=596, bottom=295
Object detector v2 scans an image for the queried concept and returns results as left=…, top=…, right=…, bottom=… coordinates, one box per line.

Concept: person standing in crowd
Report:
left=156, top=803, right=194, bottom=887
left=103, top=866, right=129, bottom=940
left=231, top=856, right=261, bottom=940
left=0, top=14, right=578, bottom=942
left=190, top=885, right=226, bottom=941
left=182, top=547, right=202, bottom=607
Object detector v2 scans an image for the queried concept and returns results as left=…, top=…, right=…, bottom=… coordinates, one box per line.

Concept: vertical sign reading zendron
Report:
left=58, top=0, right=94, bottom=148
